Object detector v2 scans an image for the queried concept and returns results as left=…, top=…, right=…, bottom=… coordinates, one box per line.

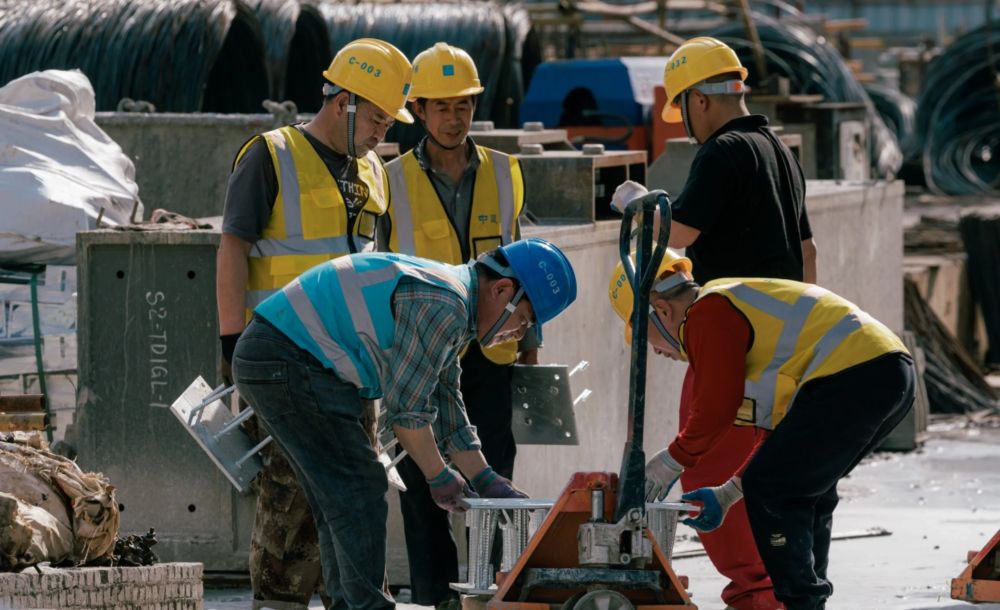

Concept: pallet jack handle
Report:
left=615, top=190, right=672, bottom=522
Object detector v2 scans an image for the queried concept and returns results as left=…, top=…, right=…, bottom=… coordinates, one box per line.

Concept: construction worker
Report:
left=232, top=239, right=577, bottom=610
left=217, top=38, right=412, bottom=609
left=380, top=42, right=530, bottom=610
left=609, top=250, right=915, bottom=610
left=611, top=36, right=816, bottom=610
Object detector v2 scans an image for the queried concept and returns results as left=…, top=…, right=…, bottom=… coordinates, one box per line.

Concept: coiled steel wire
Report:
left=707, top=15, right=903, bottom=178
left=318, top=1, right=529, bottom=150
left=865, top=83, right=918, bottom=160
left=915, top=22, right=1000, bottom=196
left=0, top=0, right=268, bottom=113
left=247, top=0, right=329, bottom=113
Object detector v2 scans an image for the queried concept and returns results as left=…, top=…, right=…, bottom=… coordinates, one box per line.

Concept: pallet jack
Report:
left=951, top=529, right=1000, bottom=603
left=470, top=191, right=698, bottom=610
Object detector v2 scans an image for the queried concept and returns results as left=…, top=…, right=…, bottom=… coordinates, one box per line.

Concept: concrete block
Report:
left=94, top=112, right=400, bottom=220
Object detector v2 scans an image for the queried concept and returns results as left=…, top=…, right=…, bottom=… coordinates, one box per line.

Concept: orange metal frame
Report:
left=952, top=529, right=1000, bottom=603
left=487, top=472, right=696, bottom=610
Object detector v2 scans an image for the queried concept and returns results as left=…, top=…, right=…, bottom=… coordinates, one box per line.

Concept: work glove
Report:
left=610, top=180, right=649, bottom=214
left=681, top=477, right=743, bottom=533
left=427, top=466, right=478, bottom=513
left=472, top=466, right=529, bottom=499
left=645, top=449, right=684, bottom=502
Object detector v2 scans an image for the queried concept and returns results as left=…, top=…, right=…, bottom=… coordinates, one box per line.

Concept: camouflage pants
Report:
left=245, top=397, right=380, bottom=608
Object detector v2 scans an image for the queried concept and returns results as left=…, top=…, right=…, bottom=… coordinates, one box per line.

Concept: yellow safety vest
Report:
left=385, top=144, right=524, bottom=364
left=237, top=125, right=389, bottom=314
left=680, top=278, right=908, bottom=430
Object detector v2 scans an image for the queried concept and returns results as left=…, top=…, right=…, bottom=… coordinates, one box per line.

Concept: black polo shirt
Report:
left=671, top=114, right=811, bottom=284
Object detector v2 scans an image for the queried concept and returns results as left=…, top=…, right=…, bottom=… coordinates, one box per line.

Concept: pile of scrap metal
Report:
left=0, top=434, right=119, bottom=571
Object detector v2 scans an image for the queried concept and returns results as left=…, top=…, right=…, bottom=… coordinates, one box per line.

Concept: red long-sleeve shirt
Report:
left=668, top=294, right=766, bottom=473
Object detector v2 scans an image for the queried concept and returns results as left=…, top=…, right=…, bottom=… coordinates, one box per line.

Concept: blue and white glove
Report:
left=645, top=449, right=684, bottom=502
left=610, top=180, right=649, bottom=214
left=681, top=477, right=743, bottom=532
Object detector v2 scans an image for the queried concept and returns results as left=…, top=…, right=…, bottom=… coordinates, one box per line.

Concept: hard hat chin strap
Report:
left=648, top=306, right=683, bottom=353
left=480, top=286, right=525, bottom=346
left=647, top=274, right=695, bottom=353
left=680, top=90, right=695, bottom=143
left=323, top=83, right=359, bottom=158
left=346, top=92, right=358, bottom=158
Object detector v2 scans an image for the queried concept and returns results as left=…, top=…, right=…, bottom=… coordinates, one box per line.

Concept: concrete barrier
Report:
left=68, top=179, right=903, bottom=581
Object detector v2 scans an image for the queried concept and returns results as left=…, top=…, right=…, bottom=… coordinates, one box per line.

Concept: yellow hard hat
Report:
left=608, top=250, right=693, bottom=345
left=323, top=38, right=414, bottom=124
left=409, top=42, right=485, bottom=100
left=662, top=37, right=748, bottom=123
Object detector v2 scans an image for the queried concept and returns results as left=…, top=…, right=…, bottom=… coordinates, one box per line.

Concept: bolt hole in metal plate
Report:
left=510, top=364, right=579, bottom=445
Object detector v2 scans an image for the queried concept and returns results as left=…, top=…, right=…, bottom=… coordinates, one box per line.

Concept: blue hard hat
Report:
left=495, top=238, right=577, bottom=326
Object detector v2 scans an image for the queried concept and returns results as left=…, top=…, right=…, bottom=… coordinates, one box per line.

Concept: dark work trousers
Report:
left=741, top=352, right=915, bottom=610
left=396, top=342, right=516, bottom=605
left=234, top=317, right=394, bottom=610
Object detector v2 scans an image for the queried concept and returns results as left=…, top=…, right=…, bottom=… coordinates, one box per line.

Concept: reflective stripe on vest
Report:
left=729, top=283, right=827, bottom=429
left=490, top=149, right=517, bottom=246
left=266, top=129, right=304, bottom=239
left=692, top=279, right=907, bottom=430
left=261, top=253, right=473, bottom=395
left=385, top=145, right=522, bottom=365
left=242, top=126, right=389, bottom=311
left=386, top=145, right=521, bottom=261
left=285, top=276, right=365, bottom=388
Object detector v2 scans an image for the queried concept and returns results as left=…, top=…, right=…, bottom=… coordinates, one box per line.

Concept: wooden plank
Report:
left=624, top=15, right=684, bottom=46
left=0, top=394, right=46, bottom=413
left=0, top=412, right=48, bottom=431
left=748, top=94, right=825, bottom=105
left=850, top=37, right=886, bottom=50
left=823, top=18, right=868, bottom=33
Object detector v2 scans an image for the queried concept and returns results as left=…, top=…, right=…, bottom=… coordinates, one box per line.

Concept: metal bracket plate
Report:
left=171, top=377, right=408, bottom=494
left=169, top=376, right=262, bottom=494
left=511, top=364, right=579, bottom=445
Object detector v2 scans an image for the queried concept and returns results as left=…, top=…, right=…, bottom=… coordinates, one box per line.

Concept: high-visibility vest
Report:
left=681, top=278, right=908, bottom=430
left=255, top=253, right=474, bottom=399
left=238, top=125, right=389, bottom=314
left=385, top=144, right=523, bottom=364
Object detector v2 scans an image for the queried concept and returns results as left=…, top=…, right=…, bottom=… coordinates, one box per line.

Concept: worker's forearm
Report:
left=450, top=449, right=489, bottom=480
left=217, top=234, right=251, bottom=335
left=802, top=238, right=818, bottom=284
left=393, top=424, right=447, bottom=479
